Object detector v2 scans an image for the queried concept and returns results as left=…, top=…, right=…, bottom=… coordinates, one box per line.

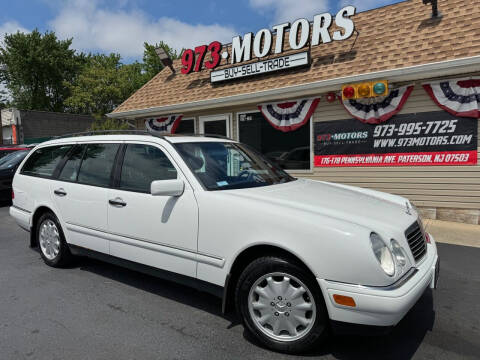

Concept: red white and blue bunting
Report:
left=258, top=98, right=320, bottom=132
left=423, top=79, right=480, bottom=118
left=145, top=115, right=183, bottom=134
left=342, top=85, right=414, bottom=124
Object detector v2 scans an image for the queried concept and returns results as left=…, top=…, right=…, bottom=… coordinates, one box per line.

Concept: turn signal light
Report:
left=342, top=80, right=389, bottom=100
left=333, top=294, right=356, bottom=307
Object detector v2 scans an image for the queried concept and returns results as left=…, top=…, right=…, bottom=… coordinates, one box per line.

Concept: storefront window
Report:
left=175, top=118, right=195, bottom=134
left=238, top=112, right=311, bottom=170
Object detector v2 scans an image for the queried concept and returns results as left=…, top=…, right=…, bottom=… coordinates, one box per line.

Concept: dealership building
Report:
left=108, top=0, right=480, bottom=224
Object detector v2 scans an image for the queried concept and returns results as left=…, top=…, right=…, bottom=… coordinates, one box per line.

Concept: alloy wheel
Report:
left=248, top=272, right=316, bottom=342
left=39, top=219, right=61, bottom=261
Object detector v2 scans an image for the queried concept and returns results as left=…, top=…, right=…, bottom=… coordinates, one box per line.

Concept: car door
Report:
left=51, top=142, right=121, bottom=254
left=107, top=142, right=198, bottom=277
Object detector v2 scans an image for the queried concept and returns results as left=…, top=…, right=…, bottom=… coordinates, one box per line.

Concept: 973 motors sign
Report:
left=180, top=6, right=356, bottom=82
left=314, top=111, right=478, bottom=167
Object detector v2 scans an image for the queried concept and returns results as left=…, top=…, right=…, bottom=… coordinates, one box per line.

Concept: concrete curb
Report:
left=424, top=219, right=480, bottom=248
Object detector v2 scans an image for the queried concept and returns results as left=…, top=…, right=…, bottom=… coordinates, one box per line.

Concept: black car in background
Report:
left=0, top=150, right=30, bottom=203
left=0, top=146, right=30, bottom=159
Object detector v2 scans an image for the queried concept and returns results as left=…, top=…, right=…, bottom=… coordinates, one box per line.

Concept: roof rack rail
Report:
left=52, top=130, right=233, bottom=141
left=53, top=130, right=165, bottom=140
left=171, top=133, right=233, bottom=140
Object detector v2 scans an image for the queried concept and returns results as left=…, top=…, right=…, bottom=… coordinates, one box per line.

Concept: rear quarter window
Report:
left=21, top=145, right=72, bottom=177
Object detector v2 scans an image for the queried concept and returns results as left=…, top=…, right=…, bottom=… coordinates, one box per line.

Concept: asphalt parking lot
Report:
left=0, top=206, right=479, bottom=360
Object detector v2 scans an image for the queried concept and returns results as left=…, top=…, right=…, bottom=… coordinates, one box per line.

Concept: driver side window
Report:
left=119, top=144, right=177, bottom=193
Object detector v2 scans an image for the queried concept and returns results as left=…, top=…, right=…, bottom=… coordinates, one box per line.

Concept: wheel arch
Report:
left=222, top=244, right=319, bottom=314
left=30, top=205, right=57, bottom=247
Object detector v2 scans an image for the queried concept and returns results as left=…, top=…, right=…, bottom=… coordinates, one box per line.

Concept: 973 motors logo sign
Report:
left=180, top=6, right=356, bottom=82
left=314, top=111, right=478, bottom=167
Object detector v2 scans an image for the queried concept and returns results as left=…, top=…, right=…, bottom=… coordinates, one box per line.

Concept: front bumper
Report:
left=317, top=234, right=439, bottom=327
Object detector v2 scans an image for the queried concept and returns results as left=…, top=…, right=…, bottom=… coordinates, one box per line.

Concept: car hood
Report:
left=227, top=178, right=417, bottom=233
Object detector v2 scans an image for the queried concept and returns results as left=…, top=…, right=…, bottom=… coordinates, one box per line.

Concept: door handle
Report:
left=54, top=188, right=67, bottom=197
left=109, top=198, right=127, bottom=207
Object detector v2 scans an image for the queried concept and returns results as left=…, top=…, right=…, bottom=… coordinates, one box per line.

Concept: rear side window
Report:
left=77, top=144, right=120, bottom=187
left=119, top=144, right=177, bottom=193
left=21, top=145, right=72, bottom=177
left=58, top=145, right=86, bottom=181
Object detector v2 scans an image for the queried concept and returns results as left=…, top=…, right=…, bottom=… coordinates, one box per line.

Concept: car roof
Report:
left=166, top=136, right=234, bottom=144
left=37, top=133, right=235, bottom=147
left=0, top=147, right=30, bottom=150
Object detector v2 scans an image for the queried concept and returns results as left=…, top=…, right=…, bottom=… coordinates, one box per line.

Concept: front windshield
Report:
left=175, top=142, right=296, bottom=190
left=0, top=150, right=29, bottom=170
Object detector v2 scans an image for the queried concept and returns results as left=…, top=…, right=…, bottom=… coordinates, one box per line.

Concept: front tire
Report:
left=37, top=212, right=72, bottom=267
left=235, top=256, right=329, bottom=354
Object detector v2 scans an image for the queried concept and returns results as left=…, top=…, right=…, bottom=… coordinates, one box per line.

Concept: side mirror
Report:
left=150, top=179, right=185, bottom=197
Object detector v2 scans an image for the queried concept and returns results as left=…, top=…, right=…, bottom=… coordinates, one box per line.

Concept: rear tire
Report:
left=235, top=256, right=329, bottom=354
left=36, top=212, right=72, bottom=267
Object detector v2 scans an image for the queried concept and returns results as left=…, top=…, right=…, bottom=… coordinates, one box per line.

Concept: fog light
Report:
left=333, top=294, right=356, bottom=307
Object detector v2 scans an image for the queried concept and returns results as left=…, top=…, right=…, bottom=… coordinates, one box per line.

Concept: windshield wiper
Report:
left=212, top=181, right=268, bottom=190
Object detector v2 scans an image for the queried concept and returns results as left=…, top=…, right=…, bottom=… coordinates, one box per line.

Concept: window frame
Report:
left=74, top=143, right=123, bottom=189
left=53, top=144, right=86, bottom=180
left=53, top=142, right=123, bottom=189
left=20, top=144, right=75, bottom=179
left=199, top=113, right=232, bottom=138
left=236, top=110, right=313, bottom=173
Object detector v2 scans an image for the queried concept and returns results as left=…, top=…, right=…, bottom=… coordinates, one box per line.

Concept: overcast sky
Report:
left=0, top=0, right=402, bottom=62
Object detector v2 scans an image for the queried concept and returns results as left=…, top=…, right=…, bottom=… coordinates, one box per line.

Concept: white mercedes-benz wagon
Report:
left=10, top=132, right=439, bottom=353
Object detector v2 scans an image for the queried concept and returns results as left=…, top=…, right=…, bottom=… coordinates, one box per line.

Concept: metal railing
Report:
left=53, top=130, right=156, bottom=139
left=52, top=130, right=232, bottom=141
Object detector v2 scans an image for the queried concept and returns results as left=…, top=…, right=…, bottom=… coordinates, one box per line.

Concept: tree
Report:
left=0, top=89, right=9, bottom=110
left=64, top=41, right=181, bottom=117
left=143, top=42, right=182, bottom=80
left=64, top=53, right=148, bottom=117
left=0, top=30, right=84, bottom=112
left=90, top=117, right=129, bottom=131
left=119, top=61, right=149, bottom=100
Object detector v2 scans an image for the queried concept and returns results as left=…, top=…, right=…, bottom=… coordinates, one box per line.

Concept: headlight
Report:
left=391, top=239, right=407, bottom=267
left=370, top=233, right=395, bottom=276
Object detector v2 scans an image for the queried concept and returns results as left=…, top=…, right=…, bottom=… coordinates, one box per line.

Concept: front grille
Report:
left=405, top=221, right=427, bottom=262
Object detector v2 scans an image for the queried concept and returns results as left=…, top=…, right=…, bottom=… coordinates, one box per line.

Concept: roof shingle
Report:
left=113, top=0, right=480, bottom=114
